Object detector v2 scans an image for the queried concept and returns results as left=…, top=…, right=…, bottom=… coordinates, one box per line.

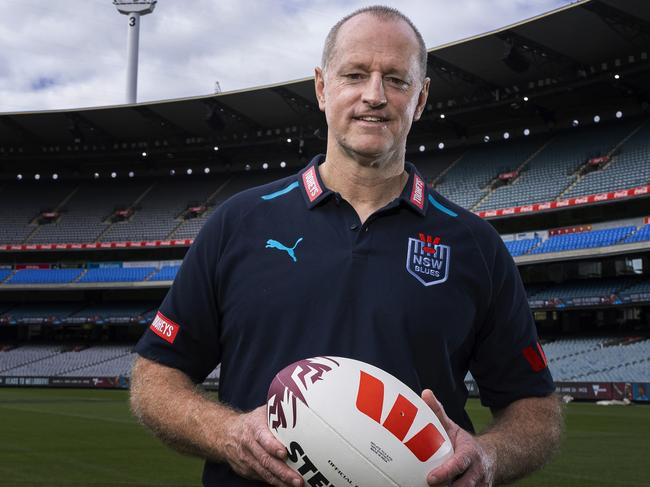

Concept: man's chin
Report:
left=342, top=144, right=395, bottom=165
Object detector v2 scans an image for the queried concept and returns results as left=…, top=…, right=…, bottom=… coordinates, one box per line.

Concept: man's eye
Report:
left=345, top=73, right=364, bottom=80
left=387, top=77, right=408, bottom=88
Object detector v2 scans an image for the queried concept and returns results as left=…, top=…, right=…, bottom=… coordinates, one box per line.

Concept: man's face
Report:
left=315, top=14, right=429, bottom=164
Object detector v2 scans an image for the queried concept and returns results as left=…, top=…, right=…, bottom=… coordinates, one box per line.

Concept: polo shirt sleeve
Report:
left=469, top=228, right=554, bottom=410
left=134, top=214, right=222, bottom=383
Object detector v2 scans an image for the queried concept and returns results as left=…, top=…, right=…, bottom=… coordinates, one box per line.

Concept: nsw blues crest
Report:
left=405, top=237, right=451, bottom=286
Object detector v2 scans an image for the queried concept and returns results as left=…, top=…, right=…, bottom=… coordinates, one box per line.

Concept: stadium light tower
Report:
left=114, top=0, right=157, bottom=104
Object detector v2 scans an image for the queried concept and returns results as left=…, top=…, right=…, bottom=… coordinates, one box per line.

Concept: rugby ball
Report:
left=267, top=356, right=453, bottom=487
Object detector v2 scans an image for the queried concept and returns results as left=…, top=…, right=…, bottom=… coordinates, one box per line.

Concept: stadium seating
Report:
left=27, top=180, right=151, bottom=244
left=0, top=119, right=648, bottom=247
left=474, top=120, right=637, bottom=211
left=6, top=268, right=83, bottom=285
left=100, top=178, right=226, bottom=242
left=545, top=338, right=650, bottom=382
left=0, top=269, right=12, bottom=282
left=434, top=135, right=547, bottom=209
left=530, top=226, right=636, bottom=254
left=503, top=237, right=541, bottom=256
left=78, top=267, right=156, bottom=283
left=528, top=278, right=636, bottom=302
left=0, top=345, right=62, bottom=372
left=148, top=265, right=180, bottom=281
left=562, top=119, right=650, bottom=199
left=63, top=302, right=156, bottom=324
left=2, top=345, right=132, bottom=376
left=623, top=224, right=650, bottom=244
left=0, top=182, right=76, bottom=245
left=3, top=339, right=646, bottom=382
left=0, top=303, right=85, bottom=324
left=170, top=172, right=280, bottom=240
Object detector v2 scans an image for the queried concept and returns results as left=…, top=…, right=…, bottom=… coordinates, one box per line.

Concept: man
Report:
left=130, top=6, right=563, bottom=487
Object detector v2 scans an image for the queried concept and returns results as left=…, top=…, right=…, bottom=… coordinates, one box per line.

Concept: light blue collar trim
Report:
left=428, top=194, right=458, bottom=218
left=261, top=181, right=300, bottom=200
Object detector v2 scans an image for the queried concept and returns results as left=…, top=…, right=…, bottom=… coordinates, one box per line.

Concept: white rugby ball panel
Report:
left=267, top=356, right=453, bottom=487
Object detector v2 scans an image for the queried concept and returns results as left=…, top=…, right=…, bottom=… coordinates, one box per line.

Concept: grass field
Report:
left=0, top=388, right=648, bottom=486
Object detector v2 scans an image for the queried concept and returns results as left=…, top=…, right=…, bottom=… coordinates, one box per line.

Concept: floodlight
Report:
left=186, top=168, right=193, bottom=175
left=34, top=174, right=41, bottom=180
left=483, top=135, right=490, bottom=142
left=572, top=119, right=579, bottom=127
left=16, top=174, right=22, bottom=180
left=111, top=172, right=117, bottom=178
left=503, top=132, right=510, bottom=140
left=419, top=145, right=425, bottom=152
left=593, top=115, right=601, bottom=123
left=616, top=111, right=623, bottom=119
left=52, top=173, right=59, bottom=180
left=204, top=167, right=210, bottom=174
left=114, top=1, right=157, bottom=103
left=438, top=142, right=445, bottom=150
left=128, top=171, right=135, bottom=177
left=523, top=128, right=530, bottom=136
left=280, top=161, right=287, bottom=168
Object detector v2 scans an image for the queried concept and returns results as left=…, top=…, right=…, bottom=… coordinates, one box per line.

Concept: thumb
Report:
left=421, top=389, right=453, bottom=432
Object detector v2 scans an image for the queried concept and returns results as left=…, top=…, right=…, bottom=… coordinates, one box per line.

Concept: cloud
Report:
left=0, top=0, right=572, bottom=112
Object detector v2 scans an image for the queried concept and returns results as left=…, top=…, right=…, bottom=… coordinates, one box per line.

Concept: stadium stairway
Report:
left=93, top=181, right=158, bottom=243
left=165, top=178, right=232, bottom=240
left=23, top=184, right=82, bottom=244
left=470, top=135, right=557, bottom=211
left=556, top=118, right=648, bottom=200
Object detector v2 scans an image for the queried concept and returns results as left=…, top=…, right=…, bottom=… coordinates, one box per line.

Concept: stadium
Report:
left=1, top=0, right=649, bottom=485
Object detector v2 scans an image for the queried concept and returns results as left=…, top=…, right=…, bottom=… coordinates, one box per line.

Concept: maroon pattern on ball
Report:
left=267, top=357, right=339, bottom=430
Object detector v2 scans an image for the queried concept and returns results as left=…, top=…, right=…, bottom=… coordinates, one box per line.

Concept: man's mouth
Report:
left=354, top=116, right=389, bottom=122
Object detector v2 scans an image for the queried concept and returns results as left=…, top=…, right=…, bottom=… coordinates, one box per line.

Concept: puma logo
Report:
left=265, top=237, right=303, bottom=262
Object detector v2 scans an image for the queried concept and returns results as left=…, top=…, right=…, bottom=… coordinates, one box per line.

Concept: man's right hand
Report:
left=222, top=405, right=303, bottom=487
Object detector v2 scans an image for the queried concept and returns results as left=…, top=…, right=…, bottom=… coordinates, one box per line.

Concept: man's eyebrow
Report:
left=337, top=62, right=410, bottom=78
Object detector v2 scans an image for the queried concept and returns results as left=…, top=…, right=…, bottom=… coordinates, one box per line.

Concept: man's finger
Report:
left=252, top=406, right=290, bottom=459
left=421, top=389, right=453, bottom=431
left=249, top=438, right=302, bottom=486
left=427, top=451, right=473, bottom=486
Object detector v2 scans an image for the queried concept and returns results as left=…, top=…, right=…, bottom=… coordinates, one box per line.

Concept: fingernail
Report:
left=428, top=475, right=438, bottom=485
left=292, top=478, right=302, bottom=487
left=276, top=449, right=286, bottom=458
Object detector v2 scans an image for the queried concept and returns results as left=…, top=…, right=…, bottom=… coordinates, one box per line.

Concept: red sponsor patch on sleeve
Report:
left=522, top=342, right=548, bottom=372
left=149, top=311, right=180, bottom=344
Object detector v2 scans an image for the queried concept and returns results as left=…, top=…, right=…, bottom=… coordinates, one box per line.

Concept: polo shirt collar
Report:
left=298, top=154, right=333, bottom=208
left=298, top=154, right=428, bottom=216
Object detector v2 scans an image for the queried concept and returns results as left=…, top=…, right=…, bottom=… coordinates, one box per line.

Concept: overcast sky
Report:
left=0, top=0, right=575, bottom=113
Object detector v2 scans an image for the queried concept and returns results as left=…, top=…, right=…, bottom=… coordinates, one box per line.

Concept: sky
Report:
left=0, top=0, right=576, bottom=113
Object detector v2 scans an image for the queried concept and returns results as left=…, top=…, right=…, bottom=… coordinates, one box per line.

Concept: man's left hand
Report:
left=421, top=389, right=496, bottom=487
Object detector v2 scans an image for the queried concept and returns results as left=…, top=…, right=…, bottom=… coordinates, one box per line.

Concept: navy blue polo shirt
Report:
left=135, top=154, right=554, bottom=487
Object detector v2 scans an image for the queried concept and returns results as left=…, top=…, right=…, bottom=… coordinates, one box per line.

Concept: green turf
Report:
left=0, top=388, right=648, bottom=486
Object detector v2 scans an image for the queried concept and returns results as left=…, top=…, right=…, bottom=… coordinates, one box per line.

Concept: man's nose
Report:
left=362, top=73, right=387, bottom=108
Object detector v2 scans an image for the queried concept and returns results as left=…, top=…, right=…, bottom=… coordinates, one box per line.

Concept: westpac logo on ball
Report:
left=405, top=236, right=451, bottom=286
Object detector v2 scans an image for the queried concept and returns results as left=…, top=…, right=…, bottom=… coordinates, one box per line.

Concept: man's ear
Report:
left=413, top=77, right=430, bottom=121
left=314, top=67, right=326, bottom=112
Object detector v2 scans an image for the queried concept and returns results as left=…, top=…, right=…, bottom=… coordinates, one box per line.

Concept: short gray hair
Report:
left=321, top=5, right=428, bottom=79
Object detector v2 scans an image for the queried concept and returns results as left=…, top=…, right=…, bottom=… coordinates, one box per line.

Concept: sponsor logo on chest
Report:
left=405, top=235, right=450, bottom=286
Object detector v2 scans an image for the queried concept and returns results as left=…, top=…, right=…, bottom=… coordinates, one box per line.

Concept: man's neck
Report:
left=319, top=149, right=409, bottom=224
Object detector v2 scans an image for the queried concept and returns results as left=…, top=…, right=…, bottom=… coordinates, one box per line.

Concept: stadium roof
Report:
left=1, top=0, right=649, bottom=159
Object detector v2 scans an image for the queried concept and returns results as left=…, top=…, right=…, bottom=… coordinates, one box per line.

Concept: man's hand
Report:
left=130, top=358, right=303, bottom=487
left=222, top=405, right=303, bottom=487
left=422, top=389, right=496, bottom=487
